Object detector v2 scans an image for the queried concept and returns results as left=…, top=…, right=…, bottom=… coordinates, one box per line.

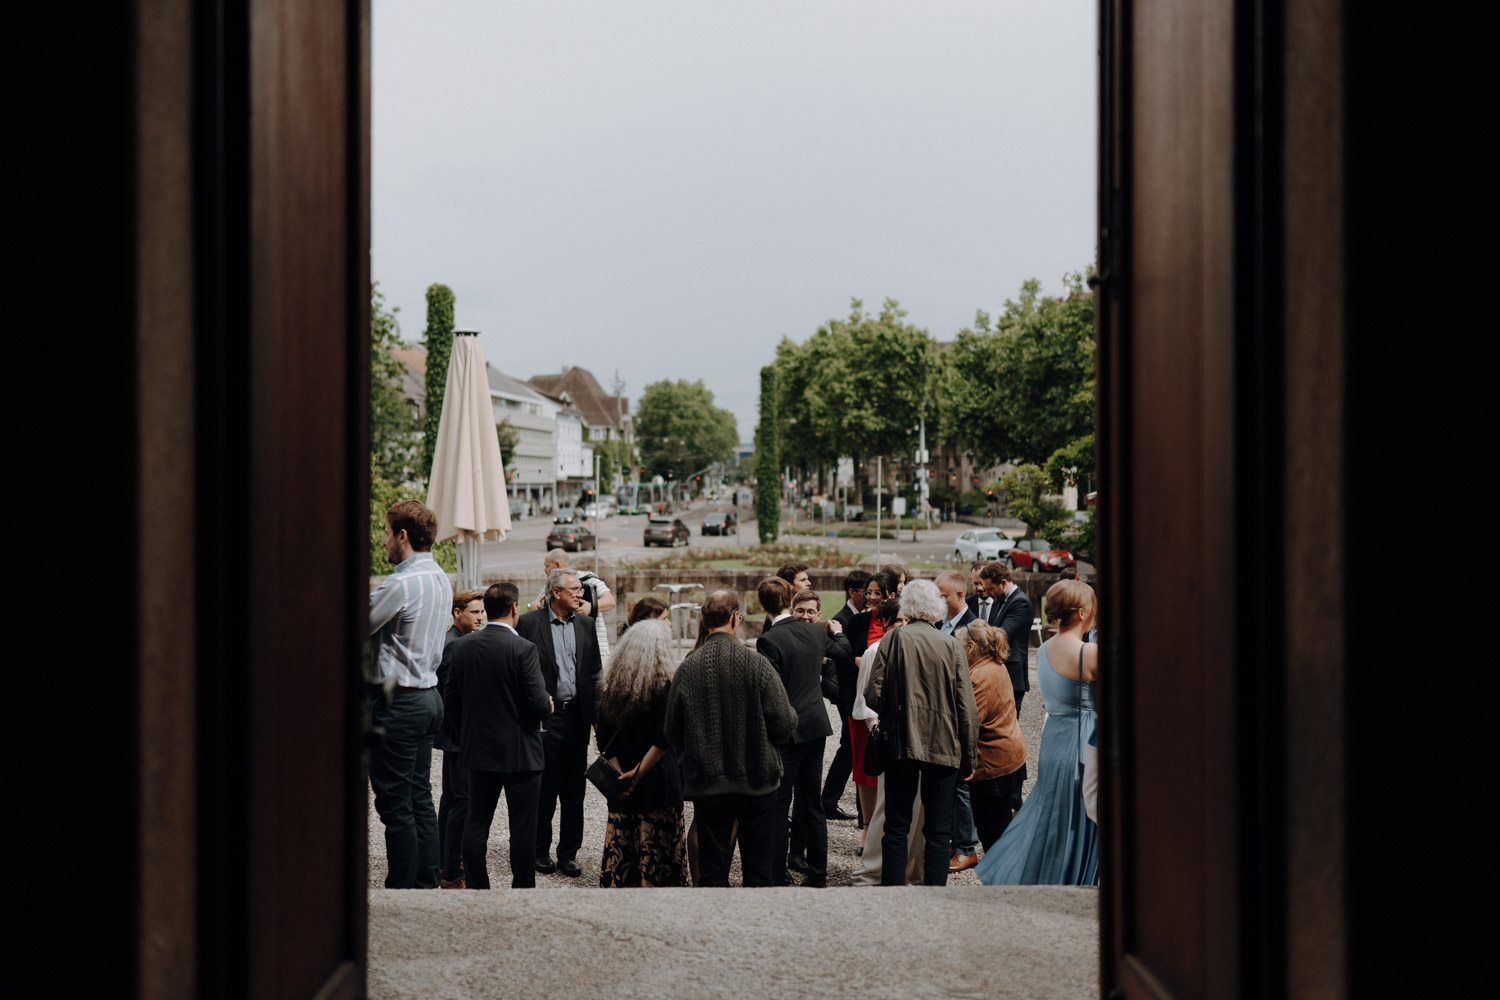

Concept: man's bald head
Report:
left=544, top=548, right=572, bottom=571
left=701, top=589, right=742, bottom=630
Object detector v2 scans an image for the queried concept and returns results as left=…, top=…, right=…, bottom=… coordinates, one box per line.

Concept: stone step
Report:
left=369, top=884, right=1098, bottom=999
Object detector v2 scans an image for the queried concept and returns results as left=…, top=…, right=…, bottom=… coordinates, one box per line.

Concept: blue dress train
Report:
left=975, top=639, right=1098, bottom=885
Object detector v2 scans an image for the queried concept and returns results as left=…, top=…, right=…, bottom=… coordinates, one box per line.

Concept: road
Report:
left=482, top=499, right=1094, bottom=577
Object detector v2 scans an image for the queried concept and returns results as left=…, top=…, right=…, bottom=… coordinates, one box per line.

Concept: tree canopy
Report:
left=937, top=272, right=1095, bottom=467
left=420, top=283, right=455, bottom=483
left=754, top=365, right=781, bottom=543
left=635, top=378, right=739, bottom=482
left=769, top=297, right=937, bottom=478
left=370, top=283, right=419, bottom=484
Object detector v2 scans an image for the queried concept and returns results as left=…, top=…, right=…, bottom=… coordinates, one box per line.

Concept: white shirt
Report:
left=486, top=621, right=518, bottom=634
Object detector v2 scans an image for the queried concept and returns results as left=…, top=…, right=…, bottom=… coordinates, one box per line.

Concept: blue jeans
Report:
left=952, top=782, right=980, bottom=855
left=369, top=687, right=443, bottom=888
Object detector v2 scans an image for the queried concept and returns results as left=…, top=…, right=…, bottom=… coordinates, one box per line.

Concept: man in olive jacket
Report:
left=664, top=589, right=797, bottom=887
left=863, top=579, right=979, bottom=886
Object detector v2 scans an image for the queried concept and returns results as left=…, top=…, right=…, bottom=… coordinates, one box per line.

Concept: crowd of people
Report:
left=367, top=499, right=1099, bottom=891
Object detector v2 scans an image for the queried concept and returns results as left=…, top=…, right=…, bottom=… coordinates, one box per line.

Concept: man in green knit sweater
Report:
left=664, top=589, right=798, bottom=887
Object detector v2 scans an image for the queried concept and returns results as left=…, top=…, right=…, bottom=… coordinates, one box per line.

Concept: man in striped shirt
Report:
left=368, top=500, right=452, bottom=889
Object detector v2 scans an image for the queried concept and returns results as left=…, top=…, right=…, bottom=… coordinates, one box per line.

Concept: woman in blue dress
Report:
left=976, top=580, right=1099, bottom=885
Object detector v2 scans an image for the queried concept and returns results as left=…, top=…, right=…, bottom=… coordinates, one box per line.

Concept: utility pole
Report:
left=875, top=455, right=882, bottom=567
left=918, top=415, right=931, bottom=529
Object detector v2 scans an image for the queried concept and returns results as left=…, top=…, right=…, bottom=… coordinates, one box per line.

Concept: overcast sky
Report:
left=372, top=1, right=1096, bottom=441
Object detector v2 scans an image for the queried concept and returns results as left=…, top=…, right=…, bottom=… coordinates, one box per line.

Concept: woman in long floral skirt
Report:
left=595, top=617, right=688, bottom=887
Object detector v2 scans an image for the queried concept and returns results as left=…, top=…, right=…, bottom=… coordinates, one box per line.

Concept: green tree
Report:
left=772, top=297, right=936, bottom=495
left=370, top=462, right=456, bottom=575
left=635, top=379, right=739, bottom=483
left=754, top=365, right=781, bottom=543
left=938, top=272, right=1095, bottom=467
left=495, top=418, right=519, bottom=471
left=370, top=283, right=419, bottom=483
left=1000, top=463, right=1070, bottom=539
left=420, top=283, right=455, bottom=483
left=1043, top=434, right=1094, bottom=494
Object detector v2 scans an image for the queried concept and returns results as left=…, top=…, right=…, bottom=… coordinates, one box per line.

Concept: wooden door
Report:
left=1096, top=0, right=1351, bottom=997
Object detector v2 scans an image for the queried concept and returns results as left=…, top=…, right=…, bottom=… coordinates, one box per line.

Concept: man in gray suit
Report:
left=442, top=582, right=553, bottom=889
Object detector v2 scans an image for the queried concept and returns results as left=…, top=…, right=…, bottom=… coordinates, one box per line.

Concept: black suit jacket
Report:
left=848, top=611, right=875, bottom=660
left=755, top=618, right=846, bottom=744
left=992, top=586, right=1033, bottom=694
left=939, top=607, right=978, bottom=637
left=516, top=608, right=604, bottom=725
left=832, top=601, right=859, bottom=631
left=442, top=624, right=552, bottom=773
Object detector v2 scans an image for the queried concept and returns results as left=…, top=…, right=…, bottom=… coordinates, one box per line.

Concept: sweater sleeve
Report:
left=762, top=665, right=797, bottom=745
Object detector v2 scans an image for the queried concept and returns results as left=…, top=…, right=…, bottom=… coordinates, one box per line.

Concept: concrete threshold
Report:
left=369, top=885, right=1099, bottom=1000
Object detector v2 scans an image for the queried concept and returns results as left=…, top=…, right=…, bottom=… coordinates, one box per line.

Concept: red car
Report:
left=1006, top=538, right=1075, bottom=573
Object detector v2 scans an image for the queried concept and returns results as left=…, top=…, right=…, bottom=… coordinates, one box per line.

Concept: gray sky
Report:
left=373, top=1, right=1096, bottom=441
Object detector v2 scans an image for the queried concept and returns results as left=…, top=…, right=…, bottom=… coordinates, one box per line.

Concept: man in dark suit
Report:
left=980, top=562, right=1033, bottom=716
left=442, top=582, right=553, bottom=889
left=980, top=561, right=1033, bottom=814
left=966, top=560, right=994, bottom=623
left=821, top=570, right=870, bottom=820
left=936, top=569, right=982, bottom=871
left=517, top=567, right=603, bottom=878
left=935, top=570, right=978, bottom=637
left=436, top=588, right=485, bottom=889
left=755, top=577, right=849, bottom=887
left=832, top=569, right=870, bottom=630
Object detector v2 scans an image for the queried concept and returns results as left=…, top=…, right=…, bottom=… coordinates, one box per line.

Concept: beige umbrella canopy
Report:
left=426, top=331, right=512, bottom=589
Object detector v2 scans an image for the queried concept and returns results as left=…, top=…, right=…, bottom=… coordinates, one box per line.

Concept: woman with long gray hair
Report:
left=594, top=617, right=688, bottom=886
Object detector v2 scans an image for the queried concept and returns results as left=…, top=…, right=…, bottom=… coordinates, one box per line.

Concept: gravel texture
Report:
left=369, top=647, right=1044, bottom=889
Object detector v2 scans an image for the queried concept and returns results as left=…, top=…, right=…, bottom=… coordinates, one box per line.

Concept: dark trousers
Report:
left=970, top=771, right=1024, bottom=851
left=820, top=706, right=854, bottom=813
left=695, top=791, right=780, bottom=887
left=369, top=686, right=443, bottom=889
left=536, top=702, right=588, bottom=862
left=1009, top=690, right=1027, bottom=813
left=882, top=759, right=958, bottom=886
left=463, top=769, right=542, bottom=889
left=773, top=739, right=827, bottom=882
left=437, top=749, right=469, bottom=880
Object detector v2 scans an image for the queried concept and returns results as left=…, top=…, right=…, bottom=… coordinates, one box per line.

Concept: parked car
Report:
left=643, top=516, right=691, bottom=547
left=953, top=528, right=1017, bottom=563
left=701, top=511, right=738, bottom=535
left=546, top=523, right=597, bottom=552
left=1006, top=538, right=1075, bottom=573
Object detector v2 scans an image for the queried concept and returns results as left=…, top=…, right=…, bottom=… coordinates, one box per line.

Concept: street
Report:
left=482, top=499, right=1094, bottom=576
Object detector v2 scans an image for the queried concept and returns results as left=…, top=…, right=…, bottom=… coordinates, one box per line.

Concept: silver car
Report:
left=953, top=528, right=1016, bottom=563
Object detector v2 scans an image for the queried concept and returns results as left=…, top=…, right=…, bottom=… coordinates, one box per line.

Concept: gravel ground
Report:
left=369, top=647, right=1044, bottom=889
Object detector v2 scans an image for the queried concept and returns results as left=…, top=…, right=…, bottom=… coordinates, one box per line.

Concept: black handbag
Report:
left=860, top=630, right=905, bottom=778
left=586, top=725, right=630, bottom=806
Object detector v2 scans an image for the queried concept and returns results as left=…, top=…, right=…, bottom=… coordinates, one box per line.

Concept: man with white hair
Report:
left=532, top=548, right=615, bottom=661
left=517, top=567, right=604, bottom=878
left=862, top=578, right=978, bottom=886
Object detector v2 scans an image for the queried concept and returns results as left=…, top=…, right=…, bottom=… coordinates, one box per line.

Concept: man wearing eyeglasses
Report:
left=517, top=568, right=604, bottom=878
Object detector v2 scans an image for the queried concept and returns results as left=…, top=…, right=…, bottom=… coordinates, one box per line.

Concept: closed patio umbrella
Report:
left=426, top=331, right=511, bottom=589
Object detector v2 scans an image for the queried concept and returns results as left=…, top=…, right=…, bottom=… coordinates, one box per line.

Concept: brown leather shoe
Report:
left=439, top=876, right=466, bottom=889
left=948, top=853, right=979, bottom=872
